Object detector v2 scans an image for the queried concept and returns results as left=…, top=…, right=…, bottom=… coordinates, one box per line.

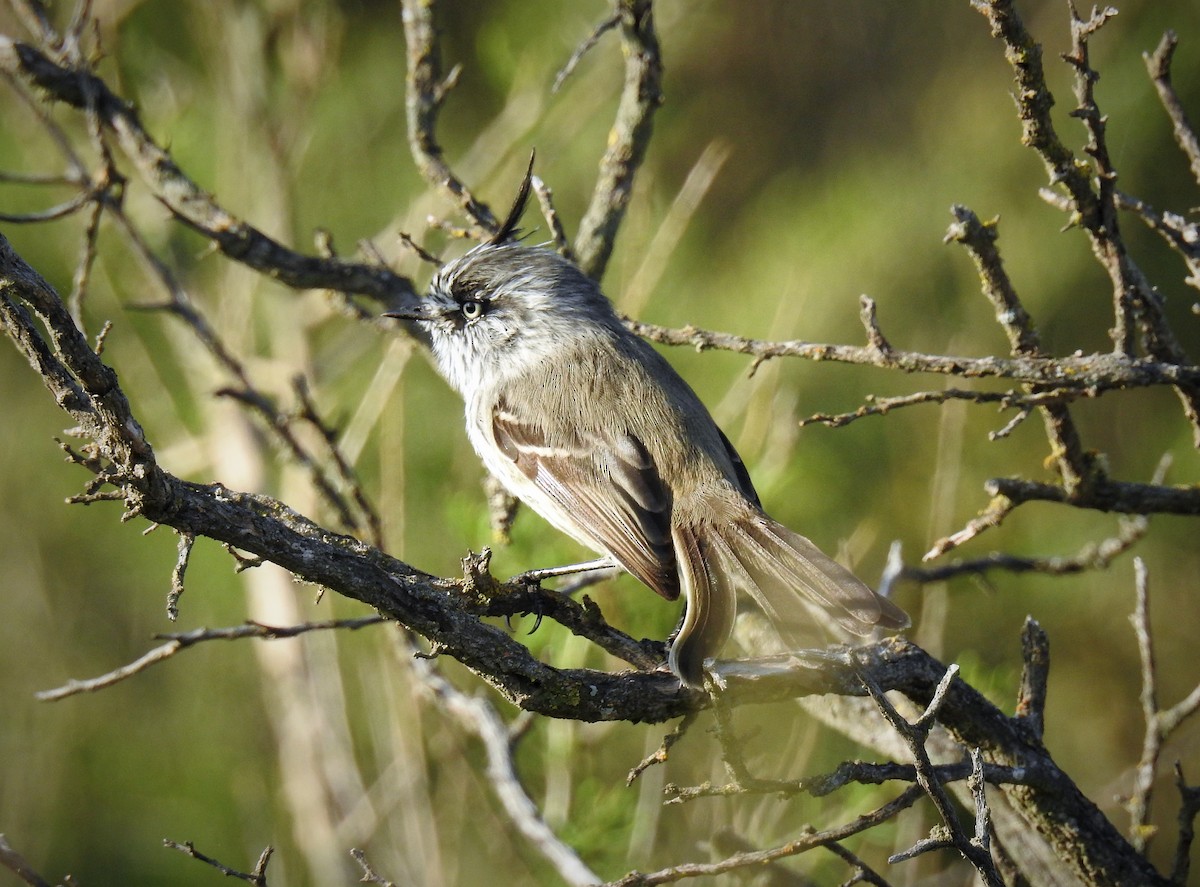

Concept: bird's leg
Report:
left=515, top=556, right=617, bottom=584
left=507, top=556, right=619, bottom=635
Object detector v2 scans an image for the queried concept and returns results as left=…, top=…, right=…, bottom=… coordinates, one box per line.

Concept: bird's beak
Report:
left=382, top=301, right=431, bottom=323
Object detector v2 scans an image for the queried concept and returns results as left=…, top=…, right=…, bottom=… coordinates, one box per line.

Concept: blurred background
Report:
left=1, top=1, right=1198, bottom=884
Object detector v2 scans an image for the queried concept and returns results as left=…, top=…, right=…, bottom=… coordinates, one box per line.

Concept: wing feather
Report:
left=491, top=402, right=679, bottom=600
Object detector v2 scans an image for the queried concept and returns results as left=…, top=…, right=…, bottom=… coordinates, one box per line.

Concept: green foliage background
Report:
left=1, top=1, right=1198, bottom=884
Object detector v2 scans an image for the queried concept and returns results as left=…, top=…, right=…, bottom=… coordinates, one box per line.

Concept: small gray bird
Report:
left=386, top=183, right=908, bottom=688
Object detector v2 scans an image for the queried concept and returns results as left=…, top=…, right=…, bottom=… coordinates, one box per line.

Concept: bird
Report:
left=385, top=174, right=908, bottom=688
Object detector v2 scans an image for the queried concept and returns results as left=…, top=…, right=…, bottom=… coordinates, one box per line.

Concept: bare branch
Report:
left=860, top=665, right=1001, bottom=884
left=166, top=530, right=194, bottom=621
left=163, top=840, right=273, bottom=886
left=924, top=494, right=1015, bottom=561
left=405, top=638, right=601, bottom=887
left=627, top=712, right=697, bottom=785
left=0, top=35, right=416, bottom=305
left=908, top=515, right=1147, bottom=582
left=606, top=787, right=924, bottom=886
left=553, top=10, right=621, bottom=94
left=1129, top=558, right=1200, bottom=854
left=35, top=617, right=387, bottom=702
left=350, top=849, right=397, bottom=887
left=973, top=0, right=1200, bottom=439
left=1015, top=617, right=1051, bottom=741
left=664, top=758, right=1041, bottom=805
left=530, top=174, right=575, bottom=260
left=1118, top=190, right=1200, bottom=291
left=400, top=0, right=498, bottom=235
left=821, top=841, right=894, bottom=887
left=799, top=386, right=1091, bottom=430
left=626, top=317, right=1200, bottom=392
left=946, top=205, right=1091, bottom=492
left=1144, top=30, right=1200, bottom=189
left=986, top=474, right=1200, bottom=515
left=574, top=0, right=663, bottom=280
left=0, top=834, right=53, bottom=887
left=1171, top=762, right=1200, bottom=886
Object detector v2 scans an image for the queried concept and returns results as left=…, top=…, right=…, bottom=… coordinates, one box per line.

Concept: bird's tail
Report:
left=670, top=514, right=909, bottom=688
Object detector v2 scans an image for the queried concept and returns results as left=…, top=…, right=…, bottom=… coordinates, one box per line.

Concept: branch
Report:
left=405, top=639, right=602, bottom=887
left=907, top=515, right=1147, bottom=583
left=400, top=0, right=498, bottom=234
left=625, top=317, right=1200, bottom=392
left=0, top=834, right=52, bottom=887
left=607, top=786, right=925, bottom=886
left=164, top=840, right=273, bottom=886
left=5, top=184, right=1174, bottom=885
left=0, top=35, right=416, bottom=305
left=1129, top=558, right=1200, bottom=855
left=0, top=236, right=1186, bottom=887
left=1015, top=617, right=1051, bottom=742
left=1118, top=190, right=1200, bottom=291
left=351, top=849, right=397, bottom=887
left=973, top=0, right=1200, bottom=440
left=664, top=758, right=1041, bottom=805
left=36, top=617, right=388, bottom=702
left=0, top=216, right=1173, bottom=887
left=985, top=474, right=1200, bottom=515
left=574, top=0, right=663, bottom=280
left=1171, top=763, right=1200, bottom=886
left=712, top=642, right=1168, bottom=887
left=798, top=386, right=1093, bottom=431
left=1144, top=31, right=1200, bottom=191
left=860, top=665, right=1002, bottom=885
left=945, top=206, right=1090, bottom=493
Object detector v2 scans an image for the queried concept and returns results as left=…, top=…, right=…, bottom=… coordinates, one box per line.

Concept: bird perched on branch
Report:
left=386, top=167, right=908, bottom=688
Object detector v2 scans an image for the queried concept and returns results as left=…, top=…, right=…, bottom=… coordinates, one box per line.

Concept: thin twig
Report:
left=36, top=617, right=387, bottom=701
left=924, top=495, right=1015, bottom=561
left=531, top=174, right=574, bottom=260
left=821, top=842, right=894, bottom=887
left=0, top=834, right=53, bottom=887
left=163, top=841, right=273, bottom=886
left=799, top=387, right=1089, bottom=430
left=1130, top=557, right=1200, bottom=853
left=605, top=787, right=924, bottom=886
left=290, top=374, right=384, bottom=548
left=627, top=712, right=697, bottom=785
left=404, top=635, right=601, bottom=887
left=908, top=516, right=1147, bottom=582
left=0, top=34, right=416, bottom=303
left=350, top=848, right=398, bottom=887
left=626, top=318, right=1200, bottom=392
left=1144, top=31, right=1200, bottom=190
left=552, top=11, right=620, bottom=93
left=1117, top=190, right=1200, bottom=291
left=861, top=666, right=1003, bottom=886
left=166, top=530, right=194, bottom=621
left=974, top=0, right=1200, bottom=442
left=664, top=758, right=1041, bottom=805
left=1171, top=762, right=1200, bottom=885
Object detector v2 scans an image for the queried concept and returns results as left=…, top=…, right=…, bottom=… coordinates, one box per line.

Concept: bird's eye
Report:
left=460, top=299, right=485, bottom=320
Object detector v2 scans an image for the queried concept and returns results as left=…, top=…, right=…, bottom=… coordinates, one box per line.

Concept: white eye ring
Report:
left=461, top=299, right=484, bottom=320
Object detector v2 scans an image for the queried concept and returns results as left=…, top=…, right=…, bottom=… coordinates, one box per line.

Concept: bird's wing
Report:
left=491, top=400, right=679, bottom=600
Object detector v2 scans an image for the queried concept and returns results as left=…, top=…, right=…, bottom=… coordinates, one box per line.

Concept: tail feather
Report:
left=669, top=526, right=737, bottom=689
left=668, top=514, right=909, bottom=687
left=735, top=517, right=909, bottom=638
